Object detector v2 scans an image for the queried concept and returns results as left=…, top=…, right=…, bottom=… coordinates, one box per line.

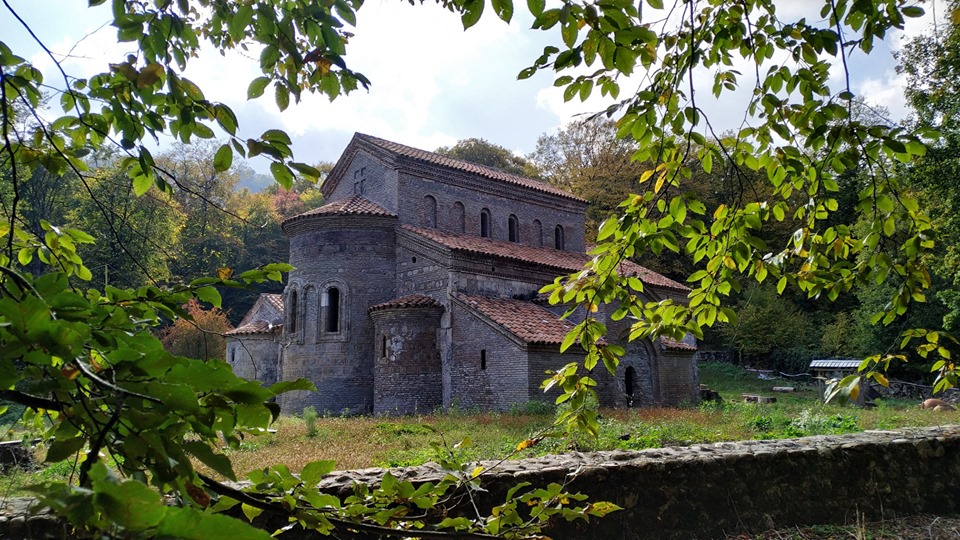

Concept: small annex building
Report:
left=226, top=133, right=699, bottom=415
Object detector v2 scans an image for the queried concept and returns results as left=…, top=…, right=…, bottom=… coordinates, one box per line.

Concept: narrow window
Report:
left=480, top=210, right=491, bottom=238
left=423, top=195, right=437, bottom=228
left=533, top=219, right=543, bottom=247
left=508, top=215, right=519, bottom=243
left=289, top=290, right=298, bottom=334
left=452, top=202, right=465, bottom=233
left=480, top=349, right=487, bottom=370
left=382, top=335, right=388, bottom=358
left=322, top=287, right=340, bottom=333
left=229, top=348, right=235, bottom=365
left=554, top=225, right=565, bottom=250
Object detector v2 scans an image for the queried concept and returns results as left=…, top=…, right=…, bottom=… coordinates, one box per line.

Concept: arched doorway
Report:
left=625, top=366, right=637, bottom=407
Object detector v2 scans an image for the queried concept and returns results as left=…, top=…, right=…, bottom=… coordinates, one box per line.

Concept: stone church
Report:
left=226, top=133, right=699, bottom=414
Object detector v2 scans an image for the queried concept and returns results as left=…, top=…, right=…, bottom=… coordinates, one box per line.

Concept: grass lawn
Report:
left=211, top=362, right=954, bottom=479
left=2, top=362, right=956, bottom=492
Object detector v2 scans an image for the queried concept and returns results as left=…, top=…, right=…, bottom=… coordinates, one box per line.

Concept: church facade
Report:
left=226, top=133, right=699, bottom=414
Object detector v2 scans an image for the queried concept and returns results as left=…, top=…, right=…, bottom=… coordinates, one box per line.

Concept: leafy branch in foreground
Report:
left=529, top=0, right=947, bottom=418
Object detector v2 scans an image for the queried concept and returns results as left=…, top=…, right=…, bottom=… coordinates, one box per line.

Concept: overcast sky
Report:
left=1, top=1, right=942, bottom=172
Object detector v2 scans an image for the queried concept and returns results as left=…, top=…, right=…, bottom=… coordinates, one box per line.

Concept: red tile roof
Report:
left=659, top=336, right=698, bottom=351
left=355, top=134, right=586, bottom=203
left=369, top=294, right=441, bottom=312
left=283, top=195, right=396, bottom=226
left=402, top=225, right=689, bottom=292
left=226, top=320, right=282, bottom=336
left=454, top=293, right=577, bottom=345
left=261, top=293, right=284, bottom=314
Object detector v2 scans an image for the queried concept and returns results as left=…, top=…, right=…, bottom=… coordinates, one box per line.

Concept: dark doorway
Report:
left=625, top=366, right=637, bottom=407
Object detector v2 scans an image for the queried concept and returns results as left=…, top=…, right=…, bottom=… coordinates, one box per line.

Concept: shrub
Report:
left=302, top=406, right=319, bottom=438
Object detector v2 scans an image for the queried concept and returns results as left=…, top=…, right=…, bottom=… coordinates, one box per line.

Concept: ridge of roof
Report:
left=226, top=320, right=282, bottom=336
left=453, top=293, right=576, bottom=345
left=369, top=294, right=441, bottom=312
left=401, top=225, right=690, bottom=292
left=354, top=133, right=587, bottom=204
left=283, top=195, right=396, bottom=227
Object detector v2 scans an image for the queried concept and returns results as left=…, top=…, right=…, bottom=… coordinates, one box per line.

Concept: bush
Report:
left=302, top=406, right=319, bottom=438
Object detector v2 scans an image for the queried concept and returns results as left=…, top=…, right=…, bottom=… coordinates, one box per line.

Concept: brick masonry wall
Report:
left=396, top=171, right=586, bottom=253
left=657, top=351, right=699, bottom=406
left=449, top=301, right=529, bottom=410
left=371, top=306, right=444, bottom=415
left=227, top=336, right=278, bottom=387
left=328, top=151, right=400, bottom=213
left=280, top=218, right=397, bottom=414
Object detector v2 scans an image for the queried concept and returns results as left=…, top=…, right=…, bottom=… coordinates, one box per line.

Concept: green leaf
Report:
left=196, top=286, right=222, bottom=308
left=213, top=144, right=233, bottom=172
left=45, top=436, right=86, bottom=462
left=247, top=77, right=270, bottom=99
left=184, top=441, right=236, bottom=481
left=132, top=172, right=152, bottom=197
left=268, top=379, right=315, bottom=395
left=270, top=162, right=294, bottom=190
left=491, top=0, right=513, bottom=22
left=275, top=83, right=290, bottom=112
left=156, top=506, right=272, bottom=540
left=461, top=0, right=484, bottom=29
left=527, top=0, right=545, bottom=17
left=300, top=460, right=336, bottom=486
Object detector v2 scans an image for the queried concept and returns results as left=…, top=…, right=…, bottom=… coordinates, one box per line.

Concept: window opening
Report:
left=480, top=210, right=490, bottom=238
left=382, top=335, right=388, bottom=358
left=480, top=349, right=487, bottom=370
left=322, top=287, right=340, bottom=333
left=289, top=290, right=298, bottom=334
left=554, top=225, right=565, bottom=250
left=508, top=215, right=519, bottom=242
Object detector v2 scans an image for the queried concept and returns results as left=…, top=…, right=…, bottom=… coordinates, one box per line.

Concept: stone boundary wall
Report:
left=3, top=427, right=960, bottom=539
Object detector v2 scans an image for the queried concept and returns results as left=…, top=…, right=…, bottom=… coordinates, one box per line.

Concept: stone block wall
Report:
left=227, top=336, right=278, bottom=387
left=656, top=351, right=699, bottom=406
left=449, top=301, right=528, bottom=410
left=281, top=218, right=398, bottom=414
left=396, top=170, right=587, bottom=253
left=371, top=306, right=444, bottom=415
left=311, top=426, right=960, bottom=540
left=328, top=151, right=400, bottom=213
left=7, top=428, right=960, bottom=539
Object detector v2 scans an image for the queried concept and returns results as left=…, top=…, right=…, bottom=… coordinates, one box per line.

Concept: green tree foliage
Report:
left=530, top=118, right=649, bottom=240
left=69, top=163, right=184, bottom=288
left=0, top=0, right=950, bottom=536
left=436, top=137, right=533, bottom=175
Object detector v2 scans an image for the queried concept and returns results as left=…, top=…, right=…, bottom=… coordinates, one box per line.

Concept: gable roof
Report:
left=227, top=293, right=284, bottom=336
left=402, top=225, right=689, bottom=292
left=453, top=293, right=576, bottom=345
left=323, top=133, right=586, bottom=204
left=226, top=320, right=282, bottom=336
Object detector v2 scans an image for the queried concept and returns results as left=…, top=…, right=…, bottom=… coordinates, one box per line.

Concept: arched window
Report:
left=423, top=195, right=437, bottom=228
left=533, top=219, right=543, bottom=247
left=322, top=287, right=341, bottom=333
left=480, top=209, right=491, bottom=238
left=289, top=289, right=299, bottom=334
left=554, top=225, right=565, bottom=250
left=452, top=202, right=465, bottom=233
left=508, top=215, right=519, bottom=243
